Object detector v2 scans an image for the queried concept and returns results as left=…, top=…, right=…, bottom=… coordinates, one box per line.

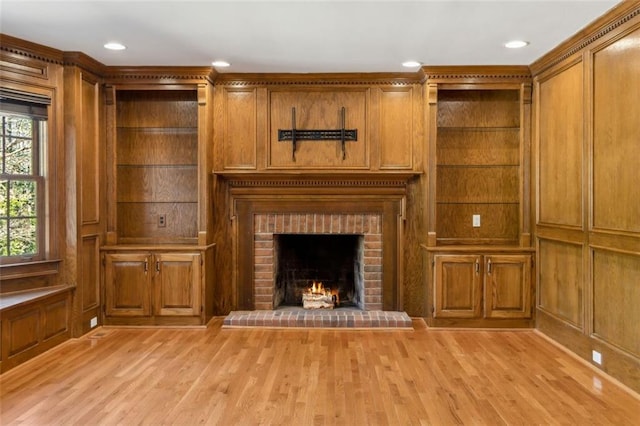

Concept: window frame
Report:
left=0, top=96, right=49, bottom=266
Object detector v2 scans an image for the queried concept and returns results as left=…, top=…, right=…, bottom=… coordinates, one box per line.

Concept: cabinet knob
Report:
left=487, top=259, right=492, bottom=274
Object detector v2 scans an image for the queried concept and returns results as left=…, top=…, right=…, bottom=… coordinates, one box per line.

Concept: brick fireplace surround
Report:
left=222, top=172, right=416, bottom=312
left=253, top=212, right=383, bottom=311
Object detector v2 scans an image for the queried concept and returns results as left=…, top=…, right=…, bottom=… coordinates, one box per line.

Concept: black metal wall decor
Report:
left=278, top=107, right=357, bottom=161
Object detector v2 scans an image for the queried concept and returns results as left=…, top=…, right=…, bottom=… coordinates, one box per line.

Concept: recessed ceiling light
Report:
left=104, top=42, right=126, bottom=51
left=504, top=40, right=529, bottom=49
left=402, top=61, right=422, bottom=68
left=212, top=60, right=231, bottom=68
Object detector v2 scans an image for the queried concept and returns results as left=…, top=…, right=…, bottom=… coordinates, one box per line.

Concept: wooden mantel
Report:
left=213, top=171, right=421, bottom=189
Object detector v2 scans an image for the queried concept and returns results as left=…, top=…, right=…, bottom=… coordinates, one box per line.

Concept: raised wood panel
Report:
left=484, top=255, right=532, bottom=319
left=537, top=61, right=584, bottom=227
left=434, top=254, right=482, bottom=318
left=538, top=239, right=583, bottom=327
left=224, top=88, right=257, bottom=169
left=104, top=253, right=151, bottom=317
left=437, top=129, right=519, bottom=166
left=154, top=253, right=201, bottom=316
left=116, top=166, right=197, bottom=202
left=6, top=307, right=39, bottom=357
left=81, top=77, right=100, bottom=224
left=437, top=90, right=520, bottom=128
left=592, top=27, right=640, bottom=233
left=42, top=298, right=69, bottom=340
left=437, top=166, right=519, bottom=203
left=436, top=203, right=519, bottom=243
left=592, top=249, right=640, bottom=358
left=268, top=89, right=368, bottom=168
left=116, top=129, right=197, bottom=165
left=117, top=202, right=197, bottom=240
left=379, top=88, right=412, bottom=169
left=116, top=90, right=197, bottom=128
left=81, top=236, right=99, bottom=311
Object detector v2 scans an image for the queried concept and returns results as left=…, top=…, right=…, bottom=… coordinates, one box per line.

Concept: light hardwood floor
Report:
left=1, top=318, right=638, bottom=425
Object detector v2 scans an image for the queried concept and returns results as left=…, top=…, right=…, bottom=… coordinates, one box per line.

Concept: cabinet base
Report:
left=426, top=317, right=534, bottom=328
left=104, top=316, right=206, bottom=327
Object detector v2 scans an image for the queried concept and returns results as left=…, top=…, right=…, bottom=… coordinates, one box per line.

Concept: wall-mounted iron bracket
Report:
left=278, top=107, right=357, bottom=161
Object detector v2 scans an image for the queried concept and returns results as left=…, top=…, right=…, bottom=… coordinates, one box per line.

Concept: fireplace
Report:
left=222, top=172, right=414, bottom=311
left=254, top=213, right=383, bottom=310
left=274, top=234, right=365, bottom=309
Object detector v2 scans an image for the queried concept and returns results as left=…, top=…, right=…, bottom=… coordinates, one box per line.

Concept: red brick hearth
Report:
left=253, top=213, right=383, bottom=310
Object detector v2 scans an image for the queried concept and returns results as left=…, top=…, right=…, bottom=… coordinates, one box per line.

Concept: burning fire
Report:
left=307, top=281, right=339, bottom=306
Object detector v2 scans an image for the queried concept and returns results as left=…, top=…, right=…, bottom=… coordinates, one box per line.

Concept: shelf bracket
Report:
left=278, top=107, right=357, bottom=161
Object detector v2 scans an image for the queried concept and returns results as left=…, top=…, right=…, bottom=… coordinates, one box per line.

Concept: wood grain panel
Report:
left=437, top=128, right=519, bottom=166
left=81, top=236, right=99, bottom=311
left=437, top=90, right=520, bottom=128
left=117, top=202, right=197, bottom=240
left=42, top=298, right=69, bottom=340
left=223, top=88, right=257, bottom=169
left=5, top=307, right=39, bottom=357
left=116, top=90, right=197, bottom=128
left=154, top=253, right=201, bottom=316
left=537, top=61, right=584, bottom=227
left=116, top=129, right=197, bottom=165
left=437, top=203, right=519, bottom=242
left=268, top=89, right=368, bottom=168
left=104, top=253, right=151, bottom=317
left=484, top=255, right=532, bottom=319
left=437, top=166, right=519, bottom=203
left=592, top=27, right=640, bottom=233
left=592, top=249, right=640, bottom=357
left=81, top=77, right=100, bottom=224
left=434, top=255, right=482, bottom=318
left=379, top=88, right=412, bottom=169
left=538, top=239, right=583, bottom=327
left=116, top=166, right=197, bottom=202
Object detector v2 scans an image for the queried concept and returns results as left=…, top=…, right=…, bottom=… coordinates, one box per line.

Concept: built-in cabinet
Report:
left=103, top=249, right=207, bottom=325
left=423, top=67, right=534, bottom=327
left=433, top=252, right=532, bottom=321
left=102, top=70, right=215, bottom=326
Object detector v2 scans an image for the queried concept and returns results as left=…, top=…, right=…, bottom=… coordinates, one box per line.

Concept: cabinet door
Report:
left=153, top=253, right=201, bottom=316
left=434, top=255, right=482, bottom=318
left=484, top=255, right=532, bottom=319
left=104, top=253, right=151, bottom=317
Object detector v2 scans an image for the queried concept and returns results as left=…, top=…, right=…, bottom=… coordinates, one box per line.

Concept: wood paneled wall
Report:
left=63, top=54, right=105, bottom=336
left=531, top=3, right=640, bottom=393
left=213, top=76, right=423, bottom=173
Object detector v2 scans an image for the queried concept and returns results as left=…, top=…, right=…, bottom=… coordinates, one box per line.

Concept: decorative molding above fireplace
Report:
left=217, top=172, right=418, bottom=311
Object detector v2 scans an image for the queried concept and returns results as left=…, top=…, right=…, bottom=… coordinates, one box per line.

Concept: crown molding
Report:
left=213, top=72, right=424, bottom=87
left=63, top=52, right=106, bottom=76
left=421, top=66, right=531, bottom=84
left=103, top=66, right=217, bottom=85
left=529, top=2, right=640, bottom=76
left=0, top=33, right=64, bottom=65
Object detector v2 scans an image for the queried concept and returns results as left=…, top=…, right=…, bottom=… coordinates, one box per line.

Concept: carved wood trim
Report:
left=63, top=52, right=106, bottom=76
left=421, top=66, right=532, bottom=83
left=530, top=3, right=640, bottom=76
left=103, top=66, right=216, bottom=84
left=216, top=172, right=420, bottom=189
left=0, top=34, right=64, bottom=65
left=213, top=72, right=424, bottom=87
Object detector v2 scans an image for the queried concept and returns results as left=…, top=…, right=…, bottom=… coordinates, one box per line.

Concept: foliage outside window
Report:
left=0, top=112, right=45, bottom=263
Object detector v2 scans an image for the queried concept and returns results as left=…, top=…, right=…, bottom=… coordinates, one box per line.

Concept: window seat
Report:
left=0, top=285, right=71, bottom=311
left=0, top=285, right=72, bottom=373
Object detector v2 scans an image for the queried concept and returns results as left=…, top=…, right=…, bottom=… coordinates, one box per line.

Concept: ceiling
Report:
left=1, top=0, right=619, bottom=73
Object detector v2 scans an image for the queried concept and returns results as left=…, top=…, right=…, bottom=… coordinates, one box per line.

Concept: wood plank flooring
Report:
left=1, top=318, right=638, bottom=425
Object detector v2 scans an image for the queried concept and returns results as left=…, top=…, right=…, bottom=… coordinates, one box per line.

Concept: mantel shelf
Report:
left=213, top=171, right=422, bottom=188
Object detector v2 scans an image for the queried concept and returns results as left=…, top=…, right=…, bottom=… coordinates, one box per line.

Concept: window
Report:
left=0, top=98, right=47, bottom=264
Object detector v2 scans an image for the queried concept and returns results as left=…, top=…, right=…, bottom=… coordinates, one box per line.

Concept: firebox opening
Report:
left=273, top=234, right=365, bottom=310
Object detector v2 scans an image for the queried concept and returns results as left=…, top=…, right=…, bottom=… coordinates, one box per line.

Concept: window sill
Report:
left=0, top=259, right=62, bottom=282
